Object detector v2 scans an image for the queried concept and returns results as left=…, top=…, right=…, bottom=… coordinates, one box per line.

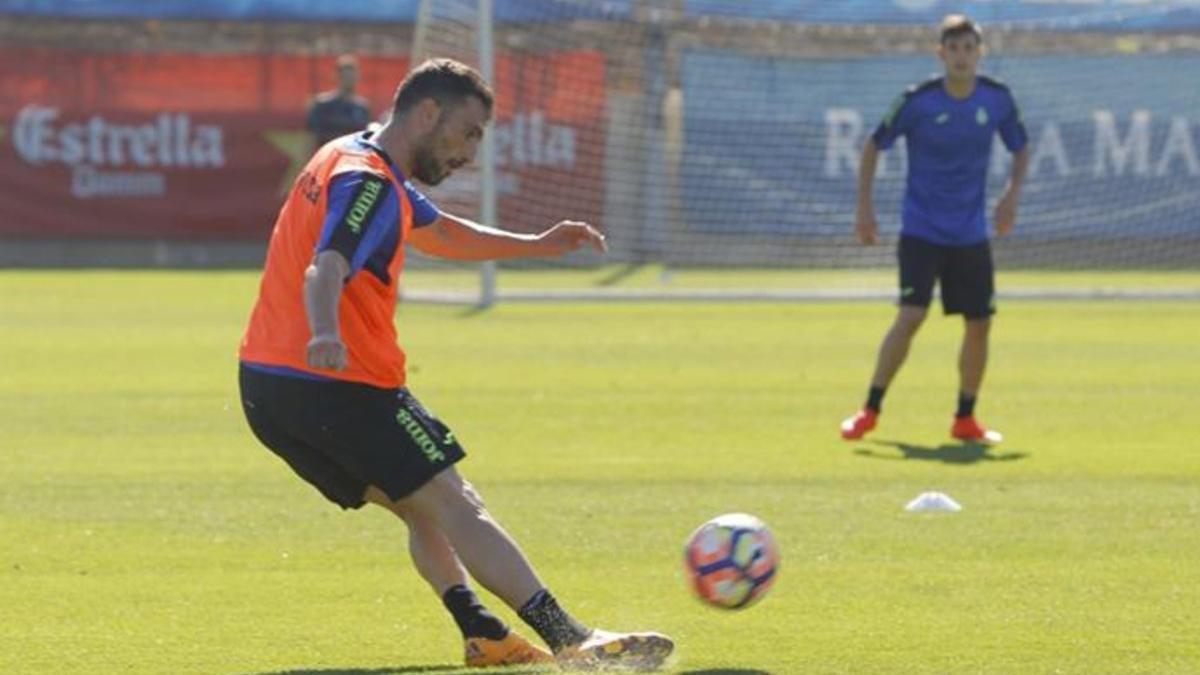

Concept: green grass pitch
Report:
left=2, top=270, right=1198, bottom=674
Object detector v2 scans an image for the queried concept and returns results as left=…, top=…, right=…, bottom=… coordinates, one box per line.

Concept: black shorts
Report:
left=897, top=235, right=996, bottom=319
left=238, top=365, right=465, bottom=509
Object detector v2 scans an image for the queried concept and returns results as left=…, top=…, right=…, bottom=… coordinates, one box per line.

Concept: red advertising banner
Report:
left=0, top=49, right=606, bottom=240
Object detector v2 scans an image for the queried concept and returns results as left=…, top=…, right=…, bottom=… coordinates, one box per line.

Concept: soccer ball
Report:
left=683, top=513, right=779, bottom=609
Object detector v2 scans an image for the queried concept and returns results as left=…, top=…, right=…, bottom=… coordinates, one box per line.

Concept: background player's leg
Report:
left=841, top=305, right=929, bottom=439
left=959, top=317, right=990, bottom=397
left=952, top=317, right=1002, bottom=442
left=871, top=305, right=929, bottom=389
left=946, top=238, right=995, bottom=432
left=843, top=235, right=938, bottom=440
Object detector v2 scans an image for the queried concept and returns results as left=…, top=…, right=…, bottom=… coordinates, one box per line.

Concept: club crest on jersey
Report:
left=297, top=171, right=321, bottom=203
left=976, top=107, right=989, bottom=125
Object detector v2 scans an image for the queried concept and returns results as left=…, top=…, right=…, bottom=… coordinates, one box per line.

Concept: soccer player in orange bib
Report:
left=239, top=58, right=673, bottom=670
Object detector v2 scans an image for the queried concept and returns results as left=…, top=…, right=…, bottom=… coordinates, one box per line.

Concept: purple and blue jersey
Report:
left=872, top=75, right=1028, bottom=246
left=316, top=132, right=440, bottom=284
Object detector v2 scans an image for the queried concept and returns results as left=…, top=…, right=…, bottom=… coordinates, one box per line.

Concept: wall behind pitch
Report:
left=680, top=51, right=1200, bottom=240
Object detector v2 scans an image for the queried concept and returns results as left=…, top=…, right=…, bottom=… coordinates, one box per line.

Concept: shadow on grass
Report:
left=854, top=439, right=1028, bottom=465
left=595, top=262, right=646, bottom=287
left=456, top=303, right=491, bottom=318
left=678, top=670, right=774, bottom=675
left=246, top=666, right=549, bottom=675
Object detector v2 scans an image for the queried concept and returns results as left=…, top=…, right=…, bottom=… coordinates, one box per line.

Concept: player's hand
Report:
left=536, top=220, right=608, bottom=256
left=306, top=333, right=348, bottom=371
left=994, top=192, right=1018, bottom=237
left=854, top=208, right=879, bottom=245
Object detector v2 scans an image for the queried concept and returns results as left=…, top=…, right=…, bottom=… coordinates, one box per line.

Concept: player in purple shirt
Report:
left=841, top=15, right=1030, bottom=444
left=306, top=55, right=372, bottom=148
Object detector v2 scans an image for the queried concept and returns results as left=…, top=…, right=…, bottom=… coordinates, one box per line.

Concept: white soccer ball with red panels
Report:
left=683, top=513, right=779, bottom=609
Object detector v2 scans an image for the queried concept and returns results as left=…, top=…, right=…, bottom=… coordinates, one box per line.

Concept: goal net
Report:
left=403, top=0, right=1200, bottom=304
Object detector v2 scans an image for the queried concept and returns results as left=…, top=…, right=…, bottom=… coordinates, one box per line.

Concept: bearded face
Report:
left=410, top=130, right=449, bottom=185
left=407, top=96, right=488, bottom=186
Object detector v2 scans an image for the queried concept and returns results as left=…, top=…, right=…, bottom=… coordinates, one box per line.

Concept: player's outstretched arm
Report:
left=408, top=212, right=607, bottom=261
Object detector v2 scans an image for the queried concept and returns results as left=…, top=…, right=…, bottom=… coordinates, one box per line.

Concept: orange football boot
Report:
left=464, top=630, right=554, bottom=668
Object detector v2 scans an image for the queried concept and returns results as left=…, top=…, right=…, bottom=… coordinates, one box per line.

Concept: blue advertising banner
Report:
left=681, top=51, right=1200, bottom=238
left=0, top=0, right=632, bottom=22
left=685, top=0, right=1200, bottom=29
left=5, top=0, right=1193, bottom=26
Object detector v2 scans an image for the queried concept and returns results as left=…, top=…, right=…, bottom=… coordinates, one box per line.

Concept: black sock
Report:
left=956, top=393, right=976, bottom=419
left=517, top=589, right=591, bottom=653
left=442, top=584, right=509, bottom=640
left=866, top=385, right=886, bottom=413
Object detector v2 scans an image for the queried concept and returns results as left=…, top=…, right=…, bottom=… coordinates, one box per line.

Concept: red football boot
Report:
left=951, top=416, right=1003, bottom=444
left=840, top=408, right=878, bottom=440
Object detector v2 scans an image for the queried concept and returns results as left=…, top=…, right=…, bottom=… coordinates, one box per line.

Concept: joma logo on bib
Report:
left=395, top=408, right=447, bottom=463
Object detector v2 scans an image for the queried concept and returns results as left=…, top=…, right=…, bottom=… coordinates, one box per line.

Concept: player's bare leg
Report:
left=842, top=305, right=927, bottom=439
left=952, top=317, right=1002, bottom=443
left=390, top=470, right=543, bottom=607
left=874, top=305, right=929, bottom=387
left=393, top=467, right=673, bottom=670
left=958, top=317, right=990, bottom=396
left=369, top=486, right=467, bottom=589
left=366, top=486, right=552, bottom=667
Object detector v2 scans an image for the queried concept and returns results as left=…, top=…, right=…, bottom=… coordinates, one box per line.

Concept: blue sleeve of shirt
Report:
left=404, top=180, right=440, bottom=228
left=998, top=90, right=1029, bottom=153
left=871, top=90, right=916, bottom=150
left=315, top=171, right=400, bottom=279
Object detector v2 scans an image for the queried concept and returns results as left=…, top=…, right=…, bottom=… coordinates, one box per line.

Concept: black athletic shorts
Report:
left=897, top=235, right=996, bottom=319
left=238, top=365, right=465, bottom=509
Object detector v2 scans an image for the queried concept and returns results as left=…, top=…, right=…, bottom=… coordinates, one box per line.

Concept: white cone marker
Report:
left=905, top=491, right=962, bottom=513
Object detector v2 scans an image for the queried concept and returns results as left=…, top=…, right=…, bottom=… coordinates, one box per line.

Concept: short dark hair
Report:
left=392, top=58, right=494, bottom=119
left=940, top=14, right=983, bottom=43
